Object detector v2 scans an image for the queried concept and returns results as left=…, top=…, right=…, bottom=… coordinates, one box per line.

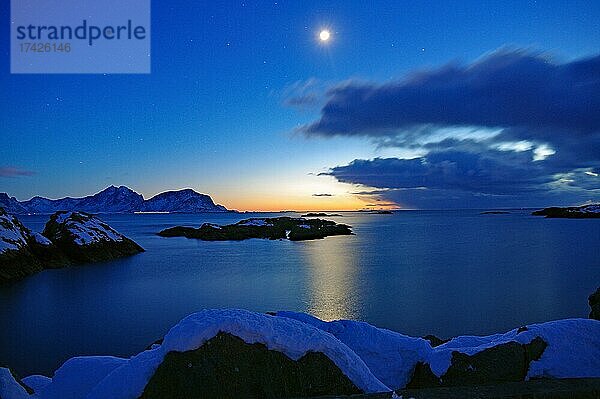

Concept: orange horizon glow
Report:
left=211, top=194, right=400, bottom=212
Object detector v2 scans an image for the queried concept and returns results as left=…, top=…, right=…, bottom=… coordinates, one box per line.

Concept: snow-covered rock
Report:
left=533, top=203, right=600, bottom=218
left=42, top=211, right=144, bottom=263
left=20, top=375, right=51, bottom=395
left=0, top=193, right=28, bottom=215
left=8, top=310, right=600, bottom=398
left=279, top=312, right=600, bottom=389
left=236, top=218, right=274, bottom=227
left=90, top=309, right=388, bottom=398
left=26, top=309, right=387, bottom=399
left=277, top=311, right=432, bottom=389
left=0, top=208, right=31, bottom=254
left=1, top=209, right=143, bottom=283
left=0, top=208, right=44, bottom=282
left=158, top=217, right=353, bottom=241
left=31, top=233, right=52, bottom=246
left=0, top=368, right=30, bottom=399
left=37, top=357, right=127, bottom=399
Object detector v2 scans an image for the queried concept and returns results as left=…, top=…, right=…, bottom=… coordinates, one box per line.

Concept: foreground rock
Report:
left=15, top=309, right=386, bottom=399
left=278, top=311, right=600, bottom=391
left=532, top=203, right=600, bottom=218
left=158, top=217, right=353, bottom=241
left=0, top=209, right=143, bottom=283
left=141, top=332, right=361, bottom=398
left=43, top=211, right=144, bottom=263
left=4, top=310, right=598, bottom=399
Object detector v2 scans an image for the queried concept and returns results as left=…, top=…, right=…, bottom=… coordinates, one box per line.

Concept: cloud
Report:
left=324, top=149, right=599, bottom=208
left=312, top=193, right=334, bottom=197
left=281, top=78, right=331, bottom=110
left=0, top=167, right=35, bottom=178
left=327, top=149, right=556, bottom=195
left=301, top=50, right=600, bottom=137
left=300, top=49, right=600, bottom=208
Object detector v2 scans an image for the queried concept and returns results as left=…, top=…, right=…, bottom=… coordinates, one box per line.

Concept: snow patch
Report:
left=37, top=356, right=127, bottom=399
left=32, top=233, right=52, bottom=246
left=579, top=204, right=600, bottom=213
left=21, top=375, right=51, bottom=394
left=277, top=311, right=431, bottom=389
left=426, top=318, right=600, bottom=378
left=202, top=223, right=222, bottom=229
left=52, top=212, right=126, bottom=246
left=0, top=211, right=30, bottom=253
left=0, top=368, right=29, bottom=399
left=279, top=312, right=600, bottom=386
left=236, top=219, right=273, bottom=227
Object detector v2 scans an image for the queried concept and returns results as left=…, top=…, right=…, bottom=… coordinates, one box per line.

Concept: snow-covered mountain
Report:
left=141, top=188, right=228, bottom=213
left=1, top=186, right=229, bottom=214
left=0, top=193, right=28, bottom=214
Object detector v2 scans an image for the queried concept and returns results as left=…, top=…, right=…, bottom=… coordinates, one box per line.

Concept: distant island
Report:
left=301, top=212, right=342, bottom=217
left=158, top=217, right=353, bottom=241
left=0, top=185, right=229, bottom=214
left=533, top=204, right=600, bottom=218
left=480, top=211, right=511, bottom=215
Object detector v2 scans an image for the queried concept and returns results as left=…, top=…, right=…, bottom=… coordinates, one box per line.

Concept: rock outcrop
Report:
left=141, top=333, right=361, bottom=398
left=0, top=208, right=143, bottom=283
left=42, top=211, right=144, bottom=263
left=301, top=212, right=342, bottom=217
left=406, top=337, right=547, bottom=388
left=158, top=217, right=353, bottom=241
left=0, top=208, right=44, bottom=282
left=2, top=310, right=600, bottom=399
left=532, top=203, right=600, bottom=218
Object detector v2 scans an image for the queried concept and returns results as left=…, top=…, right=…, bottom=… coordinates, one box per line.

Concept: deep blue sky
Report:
left=1, top=0, right=599, bottom=210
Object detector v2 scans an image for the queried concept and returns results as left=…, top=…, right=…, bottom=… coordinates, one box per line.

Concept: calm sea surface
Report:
left=1, top=210, right=599, bottom=376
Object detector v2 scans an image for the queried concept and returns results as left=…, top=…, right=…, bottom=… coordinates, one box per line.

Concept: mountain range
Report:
left=0, top=186, right=229, bottom=214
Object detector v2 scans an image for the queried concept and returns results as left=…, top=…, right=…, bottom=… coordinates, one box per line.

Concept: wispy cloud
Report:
left=0, top=166, right=35, bottom=178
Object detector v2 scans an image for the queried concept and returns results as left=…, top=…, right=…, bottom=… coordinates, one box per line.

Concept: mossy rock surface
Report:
left=0, top=248, right=43, bottom=283
left=0, top=207, right=43, bottom=283
left=590, top=287, right=600, bottom=321
left=407, top=337, right=547, bottom=389
left=158, top=217, right=353, bottom=241
left=140, top=332, right=361, bottom=399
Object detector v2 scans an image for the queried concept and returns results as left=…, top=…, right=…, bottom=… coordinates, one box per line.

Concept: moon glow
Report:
left=319, top=30, right=331, bottom=42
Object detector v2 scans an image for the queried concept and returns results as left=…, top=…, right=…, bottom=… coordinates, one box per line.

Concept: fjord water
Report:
left=1, top=210, right=599, bottom=376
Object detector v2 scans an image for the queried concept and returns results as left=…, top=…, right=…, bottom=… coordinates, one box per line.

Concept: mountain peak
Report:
left=4, top=187, right=228, bottom=214
left=100, top=185, right=135, bottom=193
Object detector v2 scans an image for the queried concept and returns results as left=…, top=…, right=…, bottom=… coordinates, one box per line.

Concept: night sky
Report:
left=1, top=0, right=599, bottom=210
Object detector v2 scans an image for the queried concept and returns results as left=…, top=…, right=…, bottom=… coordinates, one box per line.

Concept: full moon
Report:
left=319, top=30, right=331, bottom=42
